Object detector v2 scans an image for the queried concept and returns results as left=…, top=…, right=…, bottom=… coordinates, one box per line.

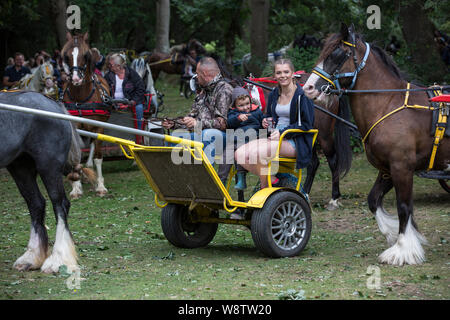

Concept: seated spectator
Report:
left=31, top=55, right=44, bottom=73
left=91, top=48, right=105, bottom=76
left=105, top=53, right=146, bottom=135
left=5, top=57, right=14, bottom=71
left=3, top=52, right=31, bottom=89
left=226, top=87, right=264, bottom=190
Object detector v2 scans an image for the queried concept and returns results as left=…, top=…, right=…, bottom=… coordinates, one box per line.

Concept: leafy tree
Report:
left=172, top=0, right=248, bottom=70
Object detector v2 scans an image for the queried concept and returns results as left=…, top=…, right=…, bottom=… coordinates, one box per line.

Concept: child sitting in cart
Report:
left=226, top=87, right=264, bottom=190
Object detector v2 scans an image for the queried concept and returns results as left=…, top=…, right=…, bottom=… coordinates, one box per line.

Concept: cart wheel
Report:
left=161, top=204, right=218, bottom=248
left=439, top=179, right=450, bottom=193
left=251, top=191, right=311, bottom=258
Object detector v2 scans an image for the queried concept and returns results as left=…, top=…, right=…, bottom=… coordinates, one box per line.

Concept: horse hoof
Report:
left=13, top=263, right=33, bottom=272
left=378, top=234, right=425, bottom=266
left=96, top=190, right=107, bottom=197
left=326, top=199, right=341, bottom=211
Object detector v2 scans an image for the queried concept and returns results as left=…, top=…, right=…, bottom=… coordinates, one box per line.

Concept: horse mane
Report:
left=319, top=32, right=405, bottom=81
left=370, top=45, right=404, bottom=80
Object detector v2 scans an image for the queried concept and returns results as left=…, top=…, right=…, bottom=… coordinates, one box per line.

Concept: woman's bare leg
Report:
left=235, top=139, right=296, bottom=188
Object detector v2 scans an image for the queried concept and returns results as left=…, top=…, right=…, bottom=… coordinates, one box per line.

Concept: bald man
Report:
left=163, top=57, right=232, bottom=131
left=163, top=57, right=233, bottom=167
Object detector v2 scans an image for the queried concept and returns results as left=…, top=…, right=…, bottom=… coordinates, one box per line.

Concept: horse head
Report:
left=37, top=61, right=55, bottom=89
left=61, top=32, right=93, bottom=86
left=187, top=39, right=207, bottom=56
left=304, top=23, right=371, bottom=107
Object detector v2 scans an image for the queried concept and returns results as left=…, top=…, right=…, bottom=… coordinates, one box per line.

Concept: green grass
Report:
left=0, top=75, right=448, bottom=300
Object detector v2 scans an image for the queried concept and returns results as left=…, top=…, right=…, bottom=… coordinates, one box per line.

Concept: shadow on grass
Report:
left=184, top=244, right=262, bottom=259
left=413, top=192, right=449, bottom=206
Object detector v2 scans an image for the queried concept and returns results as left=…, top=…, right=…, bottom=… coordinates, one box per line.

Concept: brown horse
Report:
left=246, top=74, right=352, bottom=210
left=147, top=51, right=184, bottom=82
left=147, top=39, right=206, bottom=82
left=304, top=23, right=450, bottom=266
left=61, top=32, right=111, bottom=198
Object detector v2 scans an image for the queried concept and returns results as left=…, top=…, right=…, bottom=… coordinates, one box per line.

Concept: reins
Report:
left=317, top=35, right=449, bottom=171
left=328, top=86, right=450, bottom=95
left=243, top=77, right=359, bottom=131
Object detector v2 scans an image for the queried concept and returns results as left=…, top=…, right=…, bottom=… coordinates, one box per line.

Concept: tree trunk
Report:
left=50, top=0, right=67, bottom=49
left=397, top=0, right=447, bottom=83
left=248, top=0, right=269, bottom=76
left=224, top=3, right=243, bottom=72
left=155, top=0, right=171, bottom=54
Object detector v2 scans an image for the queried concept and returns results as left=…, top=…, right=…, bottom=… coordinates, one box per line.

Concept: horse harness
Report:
left=63, top=73, right=112, bottom=117
left=147, top=52, right=180, bottom=67
left=313, top=37, right=449, bottom=171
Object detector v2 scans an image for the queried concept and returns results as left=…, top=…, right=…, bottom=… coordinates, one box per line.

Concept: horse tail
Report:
left=61, top=104, right=97, bottom=185
left=334, top=97, right=352, bottom=178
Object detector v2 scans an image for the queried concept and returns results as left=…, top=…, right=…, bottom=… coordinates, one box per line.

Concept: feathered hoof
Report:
left=96, top=190, right=108, bottom=197
left=70, top=192, right=82, bottom=200
left=326, top=198, right=341, bottom=211
left=14, top=262, right=35, bottom=272
left=41, top=255, right=79, bottom=274
left=378, top=237, right=425, bottom=266
left=13, top=251, right=46, bottom=272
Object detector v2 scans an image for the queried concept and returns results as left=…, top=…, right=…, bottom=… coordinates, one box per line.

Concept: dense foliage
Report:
left=0, top=0, right=448, bottom=81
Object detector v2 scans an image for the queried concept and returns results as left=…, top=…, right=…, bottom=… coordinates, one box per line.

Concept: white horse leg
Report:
left=86, top=142, right=95, bottom=168
left=378, top=217, right=428, bottom=266
left=326, top=198, right=341, bottom=211
left=374, top=207, right=399, bottom=246
left=13, top=227, right=48, bottom=271
left=70, top=180, right=83, bottom=199
left=41, top=218, right=78, bottom=274
left=94, top=158, right=108, bottom=196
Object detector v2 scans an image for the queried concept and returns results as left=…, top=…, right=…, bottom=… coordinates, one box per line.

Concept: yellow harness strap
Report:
left=1, top=89, right=23, bottom=93
left=311, top=69, right=337, bottom=88
left=148, top=57, right=172, bottom=66
left=428, top=90, right=447, bottom=170
left=362, top=83, right=430, bottom=144
left=361, top=83, right=446, bottom=171
left=341, top=40, right=356, bottom=47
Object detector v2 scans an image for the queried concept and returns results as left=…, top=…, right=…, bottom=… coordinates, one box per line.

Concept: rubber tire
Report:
left=161, top=204, right=218, bottom=249
left=438, top=179, right=450, bottom=193
left=251, top=191, right=312, bottom=258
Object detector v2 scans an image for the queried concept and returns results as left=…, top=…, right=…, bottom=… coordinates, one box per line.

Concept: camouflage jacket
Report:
left=176, top=74, right=233, bottom=131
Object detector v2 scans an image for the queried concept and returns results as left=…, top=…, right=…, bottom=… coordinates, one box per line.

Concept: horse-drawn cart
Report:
left=0, top=102, right=318, bottom=258
left=81, top=126, right=318, bottom=257
left=70, top=93, right=165, bottom=161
